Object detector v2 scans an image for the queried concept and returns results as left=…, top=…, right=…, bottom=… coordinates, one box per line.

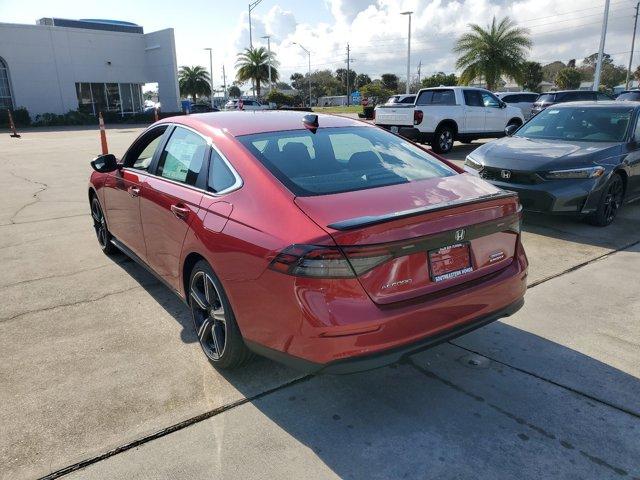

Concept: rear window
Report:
left=617, top=91, right=640, bottom=101
left=416, top=89, right=456, bottom=106
left=237, top=126, right=456, bottom=196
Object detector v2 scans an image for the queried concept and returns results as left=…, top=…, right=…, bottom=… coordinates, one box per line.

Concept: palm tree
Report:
left=235, top=47, right=279, bottom=98
left=178, top=66, right=211, bottom=103
left=454, top=16, right=532, bottom=91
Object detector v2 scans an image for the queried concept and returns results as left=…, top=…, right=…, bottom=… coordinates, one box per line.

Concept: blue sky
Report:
left=1, top=0, right=638, bottom=90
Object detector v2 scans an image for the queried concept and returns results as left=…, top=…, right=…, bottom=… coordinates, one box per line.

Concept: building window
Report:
left=75, top=82, right=143, bottom=115
left=0, top=57, right=14, bottom=109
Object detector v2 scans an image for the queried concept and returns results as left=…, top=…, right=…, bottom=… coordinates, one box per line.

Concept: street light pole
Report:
left=248, top=0, right=262, bottom=48
left=626, top=1, right=640, bottom=89
left=261, top=35, right=273, bottom=94
left=593, top=0, right=610, bottom=91
left=204, top=47, right=214, bottom=108
left=222, top=65, right=227, bottom=101
left=401, top=11, right=413, bottom=94
left=294, top=42, right=312, bottom=107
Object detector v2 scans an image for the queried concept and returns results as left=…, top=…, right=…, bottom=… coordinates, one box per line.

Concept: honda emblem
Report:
left=501, top=170, right=512, bottom=180
left=455, top=229, right=466, bottom=242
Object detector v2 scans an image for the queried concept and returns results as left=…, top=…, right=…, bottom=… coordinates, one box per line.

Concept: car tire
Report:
left=188, top=260, right=254, bottom=369
left=431, top=125, right=455, bottom=153
left=90, top=196, right=117, bottom=255
left=506, top=119, right=522, bottom=129
left=587, top=173, right=624, bottom=227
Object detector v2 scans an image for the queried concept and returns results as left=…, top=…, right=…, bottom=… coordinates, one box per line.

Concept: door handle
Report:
left=171, top=204, right=190, bottom=220
left=128, top=186, right=140, bottom=197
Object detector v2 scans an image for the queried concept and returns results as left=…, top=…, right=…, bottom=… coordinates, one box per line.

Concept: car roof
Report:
left=160, top=110, right=370, bottom=137
left=495, top=91, right=538, bottom=95
left=544, top=100, right=639, bottom=108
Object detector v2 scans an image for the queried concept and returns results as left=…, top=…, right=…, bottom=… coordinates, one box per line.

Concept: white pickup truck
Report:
left=374, top=87, right=525, bottom=153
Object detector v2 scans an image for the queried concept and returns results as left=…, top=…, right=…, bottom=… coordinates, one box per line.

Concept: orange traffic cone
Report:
left=98, top=112, right=108, bottom=154
left=7, top=109, right=20, bottom=138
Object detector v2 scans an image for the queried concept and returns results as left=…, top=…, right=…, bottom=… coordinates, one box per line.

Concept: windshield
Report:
left=537, top=94, right=555, bottom=103
left=237, top=126, right=456, bottom=196
left=516, top=106, right=633, bottom=142
left=617, top=92, right=640, bottom=101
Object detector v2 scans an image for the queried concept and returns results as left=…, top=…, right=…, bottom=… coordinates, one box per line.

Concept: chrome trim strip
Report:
left=123, top=122, right=243, bottom=198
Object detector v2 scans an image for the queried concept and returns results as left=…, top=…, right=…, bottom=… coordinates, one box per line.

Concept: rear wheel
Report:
left=90, top=196, right=117, bottom=255
left=188, top=260, right=253, bottom=369
left=431, top=125, right=455, bottom=153
left=587, top=173, right=624, bottom=227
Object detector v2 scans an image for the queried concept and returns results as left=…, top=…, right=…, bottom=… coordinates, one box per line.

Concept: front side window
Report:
left=237, top=126, right=456, bottom=196
left=124, top=126, right=168, bottom=170
left=481, top=91, right=501, bottom=108
left=157, top=127, right=207, bottom=185
left=516, top=106, right=632, bottom=142
left=537, top=93, right=555, bottom=103
left=464, top=90, right=483, bottom=107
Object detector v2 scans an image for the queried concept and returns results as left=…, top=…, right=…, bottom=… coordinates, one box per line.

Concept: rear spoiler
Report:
left=327, top=191, right=518, bottom=231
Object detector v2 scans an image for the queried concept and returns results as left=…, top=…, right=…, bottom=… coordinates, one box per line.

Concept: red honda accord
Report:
left=89, top=111, right=527, bottom=374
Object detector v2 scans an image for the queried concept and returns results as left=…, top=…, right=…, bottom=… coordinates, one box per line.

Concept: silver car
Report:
left=495, top=92, right=539, bottom=120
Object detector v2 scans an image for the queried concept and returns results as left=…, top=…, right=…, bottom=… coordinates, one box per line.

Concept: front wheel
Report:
left=431, top=125, right=455, bottom=153
left=90, top=196, right=117, bottom=255
left=188, top=260, right=253, bottom=369
left=587, top=173, right=624, bottom=227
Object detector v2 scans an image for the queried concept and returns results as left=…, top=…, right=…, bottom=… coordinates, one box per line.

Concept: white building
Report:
left=0, top=18, right=180, bottom=116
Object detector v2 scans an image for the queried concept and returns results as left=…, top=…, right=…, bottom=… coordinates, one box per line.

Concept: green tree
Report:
left=555, top=68, right=583, bottom=89
left=635, top=65, right=640, bottom=82
left=335, top=68, right=357, bottom=94
left=454, top=16, right=532, bottom=90
left=355, top=73, right=372, bottom=88
left=228, top=85, right=241, bottom=98
left=235, top=47, right=279, bottom=98
left=360, top=81, right=392, bottom=104
left=518, top=61, right=543, bottom=91
left=381, top=73, right=399, bottom=91
left=265, top=90, right=294, bottom=106
left=421, top=72, right=458, bottom=88
left=542, top=61, right=566, bottom=83
left=178, top=66, right=211, bottom=103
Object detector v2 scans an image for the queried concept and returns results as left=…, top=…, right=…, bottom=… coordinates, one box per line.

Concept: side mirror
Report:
left=91, top=154, right=119, bottom=173
left=505, top=124, right=519, bottom=137
left=500, top=101, right=507, bottom=109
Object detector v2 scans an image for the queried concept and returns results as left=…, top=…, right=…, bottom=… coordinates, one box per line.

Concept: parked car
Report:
left=384, top=94, right=416, bottom=105
left=88, top=111, right=527, bottom=373
left=224, top=99, right=270, bottom=111
left=495, top=91, right=539, bottom=119
left=530, top=90, right=612, bottom=116
left=374, top=87, right=525, bottom=153
left=616, top=90, right=640, bottom=102
left=190, top=103, right=219, bottom=113
left=464, top=102, right=640, bottom=226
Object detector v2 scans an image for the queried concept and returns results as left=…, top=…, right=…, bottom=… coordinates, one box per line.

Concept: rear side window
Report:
left=617, top=91, right=640, bottom=101
left=416, top=89, right=455, bottom=106
left=537, top=94, right=556, bottom=103
left=237, top=127, right=456, bottom=196
left=464, top=90, right=484, bottom=107
left=400, top=95, right=416, bottom=104
left=156, top=127, right=208, bottom=186
left=208, top=149, right=237, bottom=193
left=501, top=94, right=518, bottom=103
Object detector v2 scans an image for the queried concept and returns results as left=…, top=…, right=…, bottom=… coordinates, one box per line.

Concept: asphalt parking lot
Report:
left=1, top=124, right=639, bottom=480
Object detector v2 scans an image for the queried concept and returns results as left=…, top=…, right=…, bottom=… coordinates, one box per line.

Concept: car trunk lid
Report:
left=294, top=174, right=521, bottom=304
left=374, top=104, right=415, bottom=127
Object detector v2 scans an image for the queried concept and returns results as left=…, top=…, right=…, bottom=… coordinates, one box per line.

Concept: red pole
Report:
left=7, top=109, right=20, bottom=138
left=98, top=112, right=108, bottom=154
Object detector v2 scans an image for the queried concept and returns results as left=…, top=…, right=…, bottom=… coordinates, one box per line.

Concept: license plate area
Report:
left=390, top=126, right=399, bottom=133
left=428, top=242, right=473, bottom=283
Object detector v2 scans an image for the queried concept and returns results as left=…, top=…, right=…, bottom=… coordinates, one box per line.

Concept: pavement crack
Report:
left=0, top=282, right=158, bottom=323
left=37, top=374, right=312, bottom=480
left=6, top=169, right=49, bottom=224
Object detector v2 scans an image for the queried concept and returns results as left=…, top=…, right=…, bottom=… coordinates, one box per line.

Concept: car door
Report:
left=628, top=113, right=640, bottom=196
left=102, top=125, right=168, bottom=259
left=462, top=90, right=485, bottom=133
left=481, top=90, right=506, bottom=132
left=140, top=125, right=208, bottom=290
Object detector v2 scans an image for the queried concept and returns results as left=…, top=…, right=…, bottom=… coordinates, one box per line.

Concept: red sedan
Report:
left=89, top=111, right=527, bottom=374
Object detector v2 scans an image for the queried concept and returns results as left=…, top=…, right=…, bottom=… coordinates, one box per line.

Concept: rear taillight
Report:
left=269, top=244, right=392, bottom=278
left=413, top=110, right=423, bottom=125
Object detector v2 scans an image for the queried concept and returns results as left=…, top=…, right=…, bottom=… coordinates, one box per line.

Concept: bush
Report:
left=30, top=110, right=187, bottom=127
left=265, top=90, right=295, bottom=107
left=0, top=107, right=31, bottom=128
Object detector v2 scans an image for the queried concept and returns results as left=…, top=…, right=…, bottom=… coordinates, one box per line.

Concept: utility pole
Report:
left=222, top=65, right=227, bottom=101
left=293, top=42, right=311, bottom=107
left=346, top=43, right=351, bottom=106
left=248, top=0, right=262, bottom=48
left=626, top=1, right=640, bottom=89
left=262, top=35, right=273, bottom=94
left=401, top=11, right=413, bottom=94
left=204, top=48, right=214, bottom=108
left=594, top=0, right=610, bottom=91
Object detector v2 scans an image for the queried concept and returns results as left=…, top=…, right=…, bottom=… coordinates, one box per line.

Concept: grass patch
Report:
left=312, top=105, right=363, bottom=114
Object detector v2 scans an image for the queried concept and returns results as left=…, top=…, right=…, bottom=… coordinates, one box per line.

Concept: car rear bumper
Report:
left=376, top=124, right=427, bottom=142
left=243, top=240, right=528, bottom=374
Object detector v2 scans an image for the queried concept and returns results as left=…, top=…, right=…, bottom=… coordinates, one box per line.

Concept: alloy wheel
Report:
left=603, top=176, right=624, bottom=223
left=190, top=271, right=227, bottom=360
left=91, top=199, right=109, bottom=248
left=439, top=130, right=453, bottom=151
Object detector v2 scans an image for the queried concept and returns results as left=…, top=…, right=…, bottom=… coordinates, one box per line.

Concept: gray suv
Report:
left=531, top=90, right=611, bottom=116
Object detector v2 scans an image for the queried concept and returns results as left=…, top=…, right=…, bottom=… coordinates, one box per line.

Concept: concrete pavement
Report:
left=0, top=125, right=639, bottom=479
